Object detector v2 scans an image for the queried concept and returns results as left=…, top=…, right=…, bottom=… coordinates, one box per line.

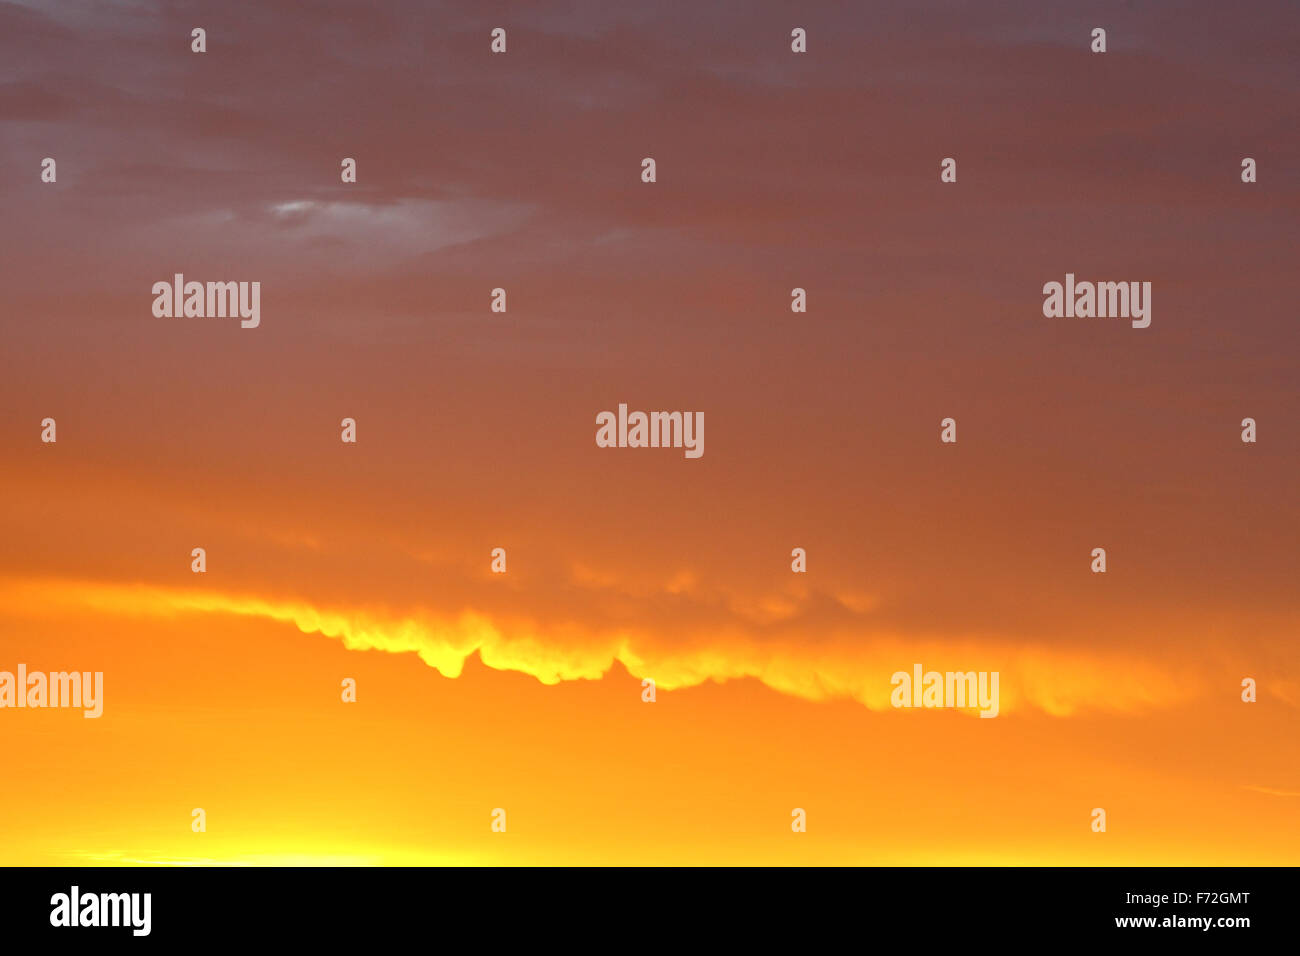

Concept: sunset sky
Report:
left=1, top=0, right=1297, bottom=865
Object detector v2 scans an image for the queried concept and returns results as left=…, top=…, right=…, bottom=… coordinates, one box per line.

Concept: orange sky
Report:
left=1, top=0, right=1297, bottom=865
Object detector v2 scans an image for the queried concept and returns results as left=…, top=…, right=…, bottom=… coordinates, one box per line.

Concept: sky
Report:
left=1, top=0, right=1297, bottom=865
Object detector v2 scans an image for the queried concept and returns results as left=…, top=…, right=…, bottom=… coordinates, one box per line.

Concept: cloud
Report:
left=1243, top=785, right=1300, bottom=798
left=2, top=576, right=1206, bottom=717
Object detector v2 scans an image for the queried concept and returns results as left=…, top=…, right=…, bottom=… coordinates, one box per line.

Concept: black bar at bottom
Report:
left=0, top=866, right=1289, bottom=943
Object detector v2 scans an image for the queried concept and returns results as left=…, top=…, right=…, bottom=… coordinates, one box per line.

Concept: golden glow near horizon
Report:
left=2, top=574, right=1297, bottom=866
